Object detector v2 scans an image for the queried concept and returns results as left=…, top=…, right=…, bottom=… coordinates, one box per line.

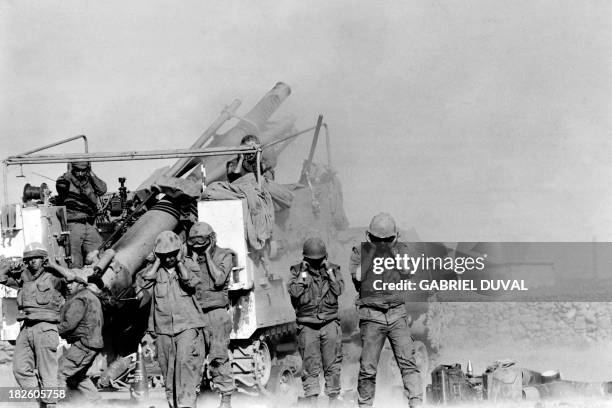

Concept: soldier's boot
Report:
left=328, top=394, right=341, bottom=407
left=298, top=395, right=318, bottom=408
left=218, top=393, right=232, bottom=408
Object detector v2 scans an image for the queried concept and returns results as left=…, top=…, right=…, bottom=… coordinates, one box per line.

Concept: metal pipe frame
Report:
left=4, top=145, right=262, bottom=166
left=17, top=134, right=89, bottom=156
left=4, top=123, right=327, bottom=167
left=1, top=119, right=329, bottom=209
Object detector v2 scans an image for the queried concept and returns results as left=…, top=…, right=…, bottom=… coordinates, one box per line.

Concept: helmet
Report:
left=189, top=222, right=214, bottom=239
left=367, top=213, right=397, bottom=238
left=302, top=237, right=327, bottom=260
left=188, top=222, right=214, bottom=247
left=23, top=242, right=48, bottom=260
left=72, top=161, right=90, bottom=170
left=154, top=231, right=182, bottom=254
left=240, top=134, right=261, bottom=145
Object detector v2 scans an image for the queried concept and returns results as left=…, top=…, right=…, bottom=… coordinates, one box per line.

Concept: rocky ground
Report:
left=425, top=301, right=612, bottom=379
left=2, top=301, right=612, bottom=407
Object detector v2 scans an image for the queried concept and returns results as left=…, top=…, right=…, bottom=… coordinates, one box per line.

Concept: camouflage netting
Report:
left=426, top=301, right=612, bottom=351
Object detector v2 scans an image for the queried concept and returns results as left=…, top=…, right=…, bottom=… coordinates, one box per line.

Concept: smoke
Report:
left=1, top=0, right=612, bottom=241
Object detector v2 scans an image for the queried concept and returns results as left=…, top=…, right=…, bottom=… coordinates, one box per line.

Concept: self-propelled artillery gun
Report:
left=0, top=82, right=350, bottom=402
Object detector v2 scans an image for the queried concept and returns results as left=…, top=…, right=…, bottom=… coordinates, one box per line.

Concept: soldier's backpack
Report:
left=429, top=363, right=478, bottom=404
left=483, top=359, right=523, bottom=401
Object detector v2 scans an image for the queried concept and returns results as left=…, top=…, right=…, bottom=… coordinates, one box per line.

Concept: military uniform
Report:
left=57, top=284, right=104, bottom=401
left=56, top=166, right=107, bottom=267
left=193, top=247, right=235, bottom=398
left=350, top=238, right=423, bottom=407
left=288, top=258, right=344, bottom=402
left=0, top=259, right=64, bottom=407
left=140, top=254, right=206, bottom=408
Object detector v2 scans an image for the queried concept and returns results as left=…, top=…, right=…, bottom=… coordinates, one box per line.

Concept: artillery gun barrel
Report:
left=99, top=83, right=292, bottom=296
left=171, top=81, right=291, bottom=179
left=186, top=82, right=293, bottom=182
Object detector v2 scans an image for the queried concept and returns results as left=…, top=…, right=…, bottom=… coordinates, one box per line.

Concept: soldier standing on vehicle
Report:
left=57, top=267, right=103, bottom=402
left=138, top=231, right=206, bottom=408
left=187, top=222, right=235, bottom=408
left=226, top=134, right=275, bottom=182
left=0, top=243, right=79, bottom=408
left=55, top=161, right=107, bottom=268
left=288, top=237, right=344, bottom=408
left=349, top=213, right=422, bottom=408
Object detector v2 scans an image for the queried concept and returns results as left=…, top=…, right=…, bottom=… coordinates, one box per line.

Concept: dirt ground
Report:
left=2, top=344, right=612, bottom=408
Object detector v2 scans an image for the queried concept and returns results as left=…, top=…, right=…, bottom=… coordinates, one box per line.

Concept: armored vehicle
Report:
left=0, top=83, right=349, bottom=403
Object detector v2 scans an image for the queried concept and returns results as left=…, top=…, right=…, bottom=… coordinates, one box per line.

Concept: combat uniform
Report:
left=193, top=246, right=235, bottom=398
left=56, top=166, right=107, bottom=267
left=57, top=282, right=104, bottom=401
left=140, top=256, right=206, bottom=408
left=288, top=258, right=344, bottom=402
left=0, top=257, right=65, bottom=407
left=350, top=239, right=422, bottom=407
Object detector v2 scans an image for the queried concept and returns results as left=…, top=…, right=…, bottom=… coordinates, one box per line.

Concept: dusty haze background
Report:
left=2, top=0, right=611, bottom=242
left=3, top=1, right=612, bottom=404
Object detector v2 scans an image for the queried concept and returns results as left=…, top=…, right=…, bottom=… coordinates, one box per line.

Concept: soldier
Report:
left=226, top=134, right=268, bottom=182
left=57, top=267, right=104, bottom=402
left=138, top=231, right=206, bottom=408
left=349, top=213, right=422, bottom=408
left=288, top=237, right=344, bottom=408
left=187, top=222, right=235, bottom=408
left=56, top=161, right=107, bottom=267
left=0, top=243, right=78, bottom=408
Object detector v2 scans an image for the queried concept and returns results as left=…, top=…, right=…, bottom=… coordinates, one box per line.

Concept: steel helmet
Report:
left=72, top=161, right=90, bottom=170
left=367, top=213, right=397, bottom=238
left=23, top=242, right=48, bottom=260
left=302, top=237, right=327, bottom=260
left=189, top=222, right=214, bottom=239
left=154, top=231, right=182, bottom=255
left=188, top=222, right=215, bottom=247
left=240, top=134, right=261, bottom=145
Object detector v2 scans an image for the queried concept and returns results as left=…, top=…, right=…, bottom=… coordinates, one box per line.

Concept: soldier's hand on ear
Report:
left=323, top=261, right=336, bottom=282
left=204, top=242, right=213, bottom=258
left=10, top=258, right=23, bottom=272
left=299, top=261, right=309, bottom=284
left=178, top=244, right=187, bottom=263
left=152, top=256, right=161, bottom=271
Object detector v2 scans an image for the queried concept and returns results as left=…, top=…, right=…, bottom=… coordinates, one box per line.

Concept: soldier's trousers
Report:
left=297, top=320, right=343, bottom=398
left=58, top=341, right=100, bottom=401
left=156, top=328, right=205, bottom=408
left=202, top=308, right=234, bottom=395
left=68, top=222, right=102, bottom=268
left=13, top=321, right=59, bottom=405
left=357, top=310, right=422, bottom=407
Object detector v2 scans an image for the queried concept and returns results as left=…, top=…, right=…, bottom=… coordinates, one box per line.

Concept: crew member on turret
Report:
left=226, top=134, right=275, bottom=182
left=56, top=161, right=107, bottom=267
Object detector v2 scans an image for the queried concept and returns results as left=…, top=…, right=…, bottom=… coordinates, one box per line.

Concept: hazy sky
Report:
left=2, top=0, right=611, bottom=241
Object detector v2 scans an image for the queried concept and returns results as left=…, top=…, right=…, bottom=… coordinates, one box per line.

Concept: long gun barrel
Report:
left=99, top=83, right=292, bottom=297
